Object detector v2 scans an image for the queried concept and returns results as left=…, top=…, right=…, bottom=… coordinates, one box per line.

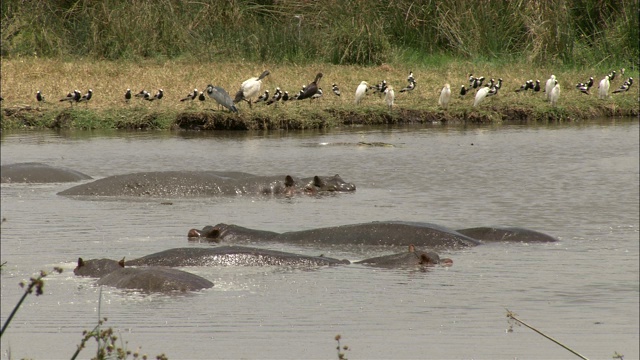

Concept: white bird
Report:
left=598, top=75, right=610, bottom=99
left=473, top=86, right=490, bottom=107
left=550, top=81, right=560, bottom=107
left=438, top=83, right=451, bottom=109
left=545, top=75, right=556, bottom=99
left=384, top=86, right=395, bottom=110
left=234, top=70, right=270, bottom=108
left=355, top=81, right=369, bottom=104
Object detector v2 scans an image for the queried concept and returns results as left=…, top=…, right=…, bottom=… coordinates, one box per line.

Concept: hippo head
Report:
left=187, top=225, right=222, bottom=242
left=74, top=257, right=125, bottom=277
left=305, top=174, right=356, bottom=193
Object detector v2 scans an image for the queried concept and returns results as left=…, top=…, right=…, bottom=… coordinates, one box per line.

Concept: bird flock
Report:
left=13, top=68, right=633, bottom=113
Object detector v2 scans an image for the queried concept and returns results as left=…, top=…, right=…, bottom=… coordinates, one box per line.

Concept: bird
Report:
left=473, top=76, right=485, bottom=89
left=473, top=86, right=490, bottom=107
left=124, top=89, right=132, bottom=103
left=311, top=88, right=323, bottom=100
left=576, top=83, right=590, bottom=95
left=36, top=90, right=45, bottom=103
left=438, top=83, right=451, bottom=109
left=534, top=80, right=541, bottom=92
left=234, top=70, right=270, bottom=108
left=371, top=80, right=387, bottom=95
left=515, top=80, right=532, bottom=92
left=468, top=74, right=475, bottom=87
left=281, top=91, right=290, bottom=102
left=147, top=89, right=163, bottom=101
left=77, top=89, right=93, bottom=104
left=296, top=72, right=323, bottom=100
left=134, top=89, right=147, bottom=98
left=266, top=88, right=282, bottom=105
left=598, top=75, right=610, bottom=99
left=180, top=88, right=198, bottom=102
left=198, top=91, right=206, bottom=102
left=608, top=70, right=616, bottom=81
left=407, top=71, right=415, bottom=84
left=460, top=85, right=469, bottom=96
left=205, top=84, right=238, bottom=113
left=549, top=81, right=560, bottom=107
left=332, top=83, right=341, bottom=96
left=355, top=81, right=369, bottom=104
left=585, top=77, right=594, bottom=89
left=384, top=86, right=394, bottom=110
left=613, top=77, right=633, bottom=93
left=399, top=80, right=416, bottom=93
left=545, top=75, right=556, bottom=99
left=254, top=90, right=269, bottom=104
left=60, top=90, right=80, bottom=105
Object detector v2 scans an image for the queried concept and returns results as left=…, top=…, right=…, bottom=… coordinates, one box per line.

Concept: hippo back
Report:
left=455, top=226, right=558, bottom=243
left=2, top=162, right=92, bottom=183
left=96, top=267, right=213, bottom=292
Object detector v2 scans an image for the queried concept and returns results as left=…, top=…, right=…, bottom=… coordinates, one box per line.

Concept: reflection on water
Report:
left=1, top=119, right=638, bottom=359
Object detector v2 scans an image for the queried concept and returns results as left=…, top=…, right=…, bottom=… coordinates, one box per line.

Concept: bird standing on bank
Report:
left=460, top=85, right=468, bottom=97
left=438, top=83, right=451, bottom=109
left=545, top=75, right=556, bottom=99
left=77, top=89, right=93, bottom=105
left=598, top=75, right=610, bottom=99
left=612, top=77, right=633, bottom=93
left=549, top=81, right=560, bottom=107
left=384, top=86, right=395, bottom=110
left=36, top=90, right=45, bottom=103
left=124, top=89, right=132, bottom=103
left=355, top=81, right=369, bottom=104
left=180, top=88, right=198, bottom=102
left=332, top=83, right=341, bottom=96
left=206, top=84, right=238, bottom=113
left=473, top=86, right=490, bottom=107
left=296, top=72, right=323, bottom=100
left=234, top=70, right=270, bottom=108
left=254, top=90, right=269, bottom=104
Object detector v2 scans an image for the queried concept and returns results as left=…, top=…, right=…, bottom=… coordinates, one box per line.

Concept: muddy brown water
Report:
left=1, top=120, right=638, bottom=359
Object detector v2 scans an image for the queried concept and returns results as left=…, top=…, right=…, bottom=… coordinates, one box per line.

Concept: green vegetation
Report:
left=1, top=0, right=637, bottom=66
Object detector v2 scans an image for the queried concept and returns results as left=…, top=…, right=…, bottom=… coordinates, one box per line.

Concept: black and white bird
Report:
left=254, top=90, right=269, bottom=104
left=311, top=87, right=323, bottom=100
left=147, top=89, right=163, bottom=101
left=124, top=89, right=132, bottom=103
left=576, top=82, right=590, bottom=95
left=399, top=80, right=416, bottom=93
left=371, top=80, right=387, bottom=95
left=134, top=89, right=147, bottom=98
left=296, top=73, right=323, bottom=100
left=198, top=91, right=206, bottom=102
left=473, top=76, right=485, bottom=89
left=36, top=90, right=45, bottom=103
left=515, top=80, right=533, bottom=92
left=266, top=88, right=282, bottom=105
left=60, top=90, right=80, bottom=105
left=77, top=89, right=93, bottom=104
left=281, top=91, right=289, bottom=102
left=180, top=88, right=198, bottom=102
left=612, top=77, right=633, bottom=93
left=534, top=80, right=541, bottom=92
left=459, top=85, right=469, bottom=96
left=407, top=71, right=415, bottom=84
left=332, top=83, right=341, bottom=96
left=608, top=70, right=616, bottom=81
left=234, top=70, right=270, bottom=108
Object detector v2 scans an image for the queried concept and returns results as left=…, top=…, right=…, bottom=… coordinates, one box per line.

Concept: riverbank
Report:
left=1, top=58, right=637, bottom=130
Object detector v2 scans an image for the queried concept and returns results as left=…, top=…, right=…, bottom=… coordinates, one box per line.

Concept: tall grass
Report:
left=1, top=0, right=637, bottom=66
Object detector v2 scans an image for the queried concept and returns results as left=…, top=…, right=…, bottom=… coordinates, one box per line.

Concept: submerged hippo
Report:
left=73, top=257, right=212, bottom=293
left=188, top=221, right=481, bottom=248
left=96, top=267, right=213, bottom=293
left=356, top=245, right=453, bottom=268
left=455, top=226, right=557, bottom=243
left=58, top=171, right=354, bottom=197
left=1, top=162, right=92, bottom=183
left=126, top=246, right=350, bottom=267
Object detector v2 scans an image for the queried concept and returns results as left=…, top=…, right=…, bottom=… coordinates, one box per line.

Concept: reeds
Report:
left=2, top=0, right=637, bottom=66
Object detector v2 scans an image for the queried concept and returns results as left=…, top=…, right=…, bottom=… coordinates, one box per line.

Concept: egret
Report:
left=296, top=72, right=323, bottom=100
left=384, top=86, right=395, bottom=110
left=549, top=81, right=560, bottom=107
left=234, top=70, right=270, bottom=108
left=36, top=90, right=45, bottom=103
left=355, top=81, right=369, bottom=104
left=473, top=86, right=490, bottom=107
left=180, top=88, right=198, bottom=102
left=124, top=89, right=132, bottom=103
left=544, top=75, right=556, bottom=99
left=332, top=83, right=341, bottom=96
left=206, top=84, right=238, bottom=113
left=438, top=83, right=451, bottom=109
left=598, top=75, right=610, bottom=99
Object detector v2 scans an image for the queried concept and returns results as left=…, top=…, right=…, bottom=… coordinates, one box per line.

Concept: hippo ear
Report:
left=118, top=257, right=125, bottom=268
left=77, top=257, right=85, bottom=267
left=285, top=175, right=296, bottom=188
left=408, top=244, right=415, bottom=253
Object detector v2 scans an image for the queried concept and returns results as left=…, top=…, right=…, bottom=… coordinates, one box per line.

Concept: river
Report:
left=1, top=119, right=638, bottom=359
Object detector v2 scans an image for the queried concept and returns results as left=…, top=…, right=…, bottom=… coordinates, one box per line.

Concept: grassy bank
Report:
left=0, top=58, right=638, bottom=131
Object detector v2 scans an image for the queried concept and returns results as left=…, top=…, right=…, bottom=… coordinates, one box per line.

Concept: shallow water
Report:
left=1, top=120, right=638, bottom=359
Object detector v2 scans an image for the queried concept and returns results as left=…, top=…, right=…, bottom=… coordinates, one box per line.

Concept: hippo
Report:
left=455, top=226, right=558, bottom=243
left=1, top=162, right=92, bottom=183
left=96, top=267, right=213, bottom=293
left=126, top=246, right=350, bottom=267
left=356, top=245, right=453, bottom=268
left=74, top=257, right=125, bottom=277
left=57, top=171, right=355, bottom=197
left=188, top=221, right=481, bottom=248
